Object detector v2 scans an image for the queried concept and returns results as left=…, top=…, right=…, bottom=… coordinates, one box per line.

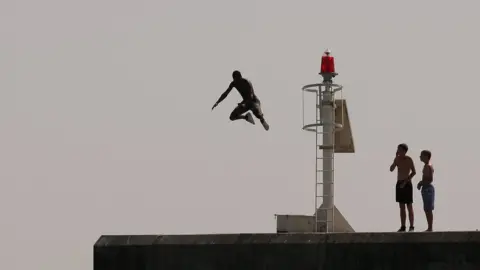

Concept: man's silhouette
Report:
left=390, top=143, right=417, bottom=232
left=212, top=70, right=270, bottom=131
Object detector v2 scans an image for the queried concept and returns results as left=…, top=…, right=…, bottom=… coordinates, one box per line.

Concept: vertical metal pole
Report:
left=314, top=88, right=320, bottom=232
left=321, top=84, right=335, bottom=232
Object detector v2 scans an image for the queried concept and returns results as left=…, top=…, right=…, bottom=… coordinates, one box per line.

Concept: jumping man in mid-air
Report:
left=211, top=70, right=270, bottom=131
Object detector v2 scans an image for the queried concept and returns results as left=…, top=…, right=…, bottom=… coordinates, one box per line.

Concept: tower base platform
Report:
left=276, top=205, right=354, bottom=233
left=94, top=231, right=480, bottom=270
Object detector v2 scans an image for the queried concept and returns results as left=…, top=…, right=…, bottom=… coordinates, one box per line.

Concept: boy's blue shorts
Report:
left=421, top=184, right=435, bottom=211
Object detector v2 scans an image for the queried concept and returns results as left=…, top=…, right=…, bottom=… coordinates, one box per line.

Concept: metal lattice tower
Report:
left=274, top=49, right=354, bottom=234
left=301, top=50, right=344, bottom=233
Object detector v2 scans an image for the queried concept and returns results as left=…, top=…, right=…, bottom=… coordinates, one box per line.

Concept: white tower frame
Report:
left=301, top=82, right=344, bottom=233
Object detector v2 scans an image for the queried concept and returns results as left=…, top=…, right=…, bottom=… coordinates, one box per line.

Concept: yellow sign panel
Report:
left=334, top=99, right=355, bottom=153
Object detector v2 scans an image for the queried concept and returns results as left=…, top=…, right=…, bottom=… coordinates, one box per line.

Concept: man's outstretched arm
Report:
left=212, top=83, right=233, bottom=110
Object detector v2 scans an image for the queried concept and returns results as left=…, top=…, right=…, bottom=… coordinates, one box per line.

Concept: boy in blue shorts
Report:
left=417, top=150, right=435, bottom=232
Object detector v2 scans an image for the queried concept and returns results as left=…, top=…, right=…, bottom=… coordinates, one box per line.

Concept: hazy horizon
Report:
left=3, top=0, right=480, bottom=269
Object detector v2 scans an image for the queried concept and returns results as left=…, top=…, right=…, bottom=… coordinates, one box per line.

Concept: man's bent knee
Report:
left=230, top=110, right=245, bottom=121
left=229, top=114, right=240, bottom=121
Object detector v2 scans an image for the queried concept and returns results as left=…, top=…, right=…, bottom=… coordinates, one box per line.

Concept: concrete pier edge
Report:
left=94, top=231, right=480, bottom=269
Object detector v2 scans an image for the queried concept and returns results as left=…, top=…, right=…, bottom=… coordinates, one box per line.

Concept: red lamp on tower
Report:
left=319, top=49, right=337, bottom=83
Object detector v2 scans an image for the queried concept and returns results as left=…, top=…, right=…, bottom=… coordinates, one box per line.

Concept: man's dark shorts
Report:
left=421, top=184, right=435, bottom=211
left=396, top=180, right=413, bottom=204
left=231, top=99, right=263, bottom=119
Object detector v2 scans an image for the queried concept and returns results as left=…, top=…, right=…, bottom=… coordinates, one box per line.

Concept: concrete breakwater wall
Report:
left=94, top=231, right=480, bottom=270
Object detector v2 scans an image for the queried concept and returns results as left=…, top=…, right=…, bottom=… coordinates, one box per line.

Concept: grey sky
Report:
left=2, top=0, right=480, bottom=269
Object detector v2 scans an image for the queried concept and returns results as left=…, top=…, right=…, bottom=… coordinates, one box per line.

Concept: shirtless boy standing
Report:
left=389, top=143, right=417, bottom=232
left=417, top=150, right=435, bottom=232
